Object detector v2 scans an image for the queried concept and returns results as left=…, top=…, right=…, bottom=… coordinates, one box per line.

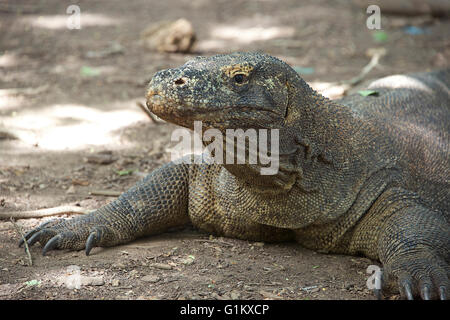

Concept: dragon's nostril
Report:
left=174, top=77, right=186, bottom=85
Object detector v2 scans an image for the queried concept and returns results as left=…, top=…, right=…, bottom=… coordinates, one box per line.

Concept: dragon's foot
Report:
left=382, top=250, right=449, bottom=300
left=18, top=215, right=119, bottom=256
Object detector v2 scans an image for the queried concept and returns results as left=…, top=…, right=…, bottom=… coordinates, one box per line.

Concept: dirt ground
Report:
left=0, top=0, right=448, bottom=300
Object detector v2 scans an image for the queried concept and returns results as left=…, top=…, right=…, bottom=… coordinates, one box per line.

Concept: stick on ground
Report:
left=10, top=218, right=33, bottom=266
left=0, top=206, right=92, bottom=220
left=341, top=48, right=386, bottom=86
left=90, top=190, right=122, bottom=197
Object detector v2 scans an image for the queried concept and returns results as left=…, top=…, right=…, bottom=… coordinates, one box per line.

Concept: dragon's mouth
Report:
left=146, top=90, right=177, bottom=118
left=146, top=88, right=282, bottom=130
left=146, top=91, right=196, bottom=128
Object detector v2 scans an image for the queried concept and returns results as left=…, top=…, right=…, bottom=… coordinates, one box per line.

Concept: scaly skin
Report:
left=21, top=52, right=449, bottom=300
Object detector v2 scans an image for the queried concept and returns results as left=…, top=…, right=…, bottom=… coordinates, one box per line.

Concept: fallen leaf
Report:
left=72, top=179, right=90, bottom=186
left=25, top=280, right=41, bottom=287
left=372, top=31, right=388, bottom=43
left=80, top=66, right=100, bottom=77
left=358, top=90, right=379, bottom=97
left=115, top=169, right=135, bottom=176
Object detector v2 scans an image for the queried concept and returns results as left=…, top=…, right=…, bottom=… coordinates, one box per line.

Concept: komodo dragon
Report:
left=20, top=52, right=449, bottom=300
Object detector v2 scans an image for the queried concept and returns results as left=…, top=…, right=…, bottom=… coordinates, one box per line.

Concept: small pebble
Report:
left=152, top=263, right=172, bottom=270
left=141, top=275, right=160, bottom=283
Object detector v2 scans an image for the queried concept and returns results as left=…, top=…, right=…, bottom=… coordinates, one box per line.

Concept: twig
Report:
left=90, top=190, right=122, bottom=197
left=0, top=85, right=49, bottom=96
left=341, top=48, right=386, bottom=87
left=312, top=48, right=386, bottom=99
left=194, top=239, right=235, bottom=247
left=136, top=101, right=165, bottom=124
left=9, top=218, right=32, bottom=266
left=0, top=206, right=91, bottom=220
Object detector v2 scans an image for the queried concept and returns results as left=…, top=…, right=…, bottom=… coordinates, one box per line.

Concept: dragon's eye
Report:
left=233, top=73, right=245, bottom=84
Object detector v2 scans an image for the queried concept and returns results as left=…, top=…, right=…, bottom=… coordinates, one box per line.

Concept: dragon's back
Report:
left=337, top=69, right=450, bottom=213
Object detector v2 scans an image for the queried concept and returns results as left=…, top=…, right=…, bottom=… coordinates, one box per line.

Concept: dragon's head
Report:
left=146, top=52, right=304, bottom=131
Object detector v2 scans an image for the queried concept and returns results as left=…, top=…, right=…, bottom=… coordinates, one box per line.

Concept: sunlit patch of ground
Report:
left=2, top=100, right=148, bottom=150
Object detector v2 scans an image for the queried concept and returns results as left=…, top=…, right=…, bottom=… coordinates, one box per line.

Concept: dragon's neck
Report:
left=220, top=79, right=361, bottom=193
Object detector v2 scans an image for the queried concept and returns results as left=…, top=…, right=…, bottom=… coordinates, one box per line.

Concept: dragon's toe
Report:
left=384, top=253, right=449, bottom=300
